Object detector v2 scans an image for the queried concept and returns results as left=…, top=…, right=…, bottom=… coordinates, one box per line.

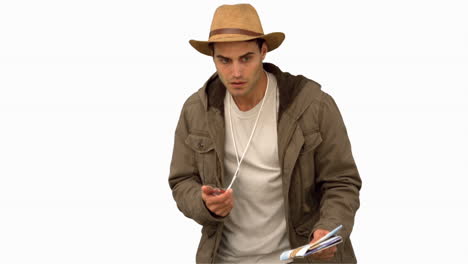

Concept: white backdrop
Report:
left=1, top=0, right=467, bottom=263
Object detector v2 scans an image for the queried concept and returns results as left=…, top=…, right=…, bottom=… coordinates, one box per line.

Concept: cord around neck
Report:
left=226, top=71, right=270, bottom=190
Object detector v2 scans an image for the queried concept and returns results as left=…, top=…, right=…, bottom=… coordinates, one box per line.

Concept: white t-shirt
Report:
left=216, top=72, right=290, bottom=264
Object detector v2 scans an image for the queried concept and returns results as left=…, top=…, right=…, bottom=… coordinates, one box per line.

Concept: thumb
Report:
left=201, top=185, right=214, bottom=194
left=311, top=229, right=329, bottom=243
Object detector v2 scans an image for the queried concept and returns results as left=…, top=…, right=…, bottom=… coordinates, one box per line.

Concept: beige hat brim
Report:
left=189, top=32, right=285, bottom=56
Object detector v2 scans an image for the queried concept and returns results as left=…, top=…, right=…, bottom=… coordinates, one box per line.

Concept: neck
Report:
left=233, top=71, right=268, bottom=111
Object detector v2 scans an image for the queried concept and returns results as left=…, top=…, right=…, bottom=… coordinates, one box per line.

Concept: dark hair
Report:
left=209, top=38, right=265, bottom=56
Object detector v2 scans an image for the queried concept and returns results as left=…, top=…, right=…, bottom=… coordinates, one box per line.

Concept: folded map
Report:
left=279, top=225, right=343, bottom=262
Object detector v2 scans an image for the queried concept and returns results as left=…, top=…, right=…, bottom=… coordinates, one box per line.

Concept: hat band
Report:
left=209, top=28, right=263, bottom=37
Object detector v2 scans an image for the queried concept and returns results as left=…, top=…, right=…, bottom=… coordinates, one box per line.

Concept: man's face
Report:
left=212, top=40, right=267, bottom=99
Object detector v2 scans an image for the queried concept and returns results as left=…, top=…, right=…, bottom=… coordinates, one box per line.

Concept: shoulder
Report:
left=175, top=87, right=211, bottom=136
left=294, top=78, right=341, bottom=133
left=293, top=75, right=338, bottom=110
left=182, top=90, right=202, bottom=108
left=289, top=74, right=327, bottom=113
left=179, top=88, right=206, bottom=117
left=301, top=78, right=324, bottom=102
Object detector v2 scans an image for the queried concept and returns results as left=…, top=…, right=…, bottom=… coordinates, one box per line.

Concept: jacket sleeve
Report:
left=168, top=105, right=225, bottom=226
left=311, top=92, right=362, bottom=239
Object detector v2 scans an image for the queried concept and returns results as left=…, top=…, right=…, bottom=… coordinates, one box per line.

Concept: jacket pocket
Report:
left=185, top=134, right=218, bottom=185
left=185, top=134, right=215, bottom=153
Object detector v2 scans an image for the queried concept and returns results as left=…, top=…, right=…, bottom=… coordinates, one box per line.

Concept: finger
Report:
left=310, top=235, right=323, bottom=244
left=221, top=189, right=234, bottom=203
left=212, top=205, right=228, bottom=217
left=208, top=196, right=233, bottom=213
left=219, top=189, right=233, bottom=202
left=212, top=188, right=226, bottom=196
left=204, top=194, right=224, bottom=207
left=313, top=249, right=327, bottom=257
left=201, top=191, right=208, bottom=203
left=212, top=195, right=234, bottom=214
left=213, top=188, right=232, bottom=198
left=201, top=188, right=214, bottom=203
left=204, top=190, right=234, bottom=213
left=217, top=204, right=233, bottom=217
left=313, top=252, right=333, bottom=260
left=216, top=208, right=228, bottom=217
left=220, top=195, right=234, bottom=210
left=321, top=247, right=335, bottom=254
left=316, top=252, right=333, bottom=259
left=317, top=247, right=336, bottom=257
left=313, top=247, right=336, bottom=260
left=201, top=185, right=215, bottom=195
left=207, top=190, right=233, bottom=204
left=317, top=254, right=334, bottom=260
left=311, top=230, right=329, bottom=241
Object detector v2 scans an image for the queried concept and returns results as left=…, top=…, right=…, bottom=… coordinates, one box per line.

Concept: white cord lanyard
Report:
left=225, top=72, right=270, bottom=190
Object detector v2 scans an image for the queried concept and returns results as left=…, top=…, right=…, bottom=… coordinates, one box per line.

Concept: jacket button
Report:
left=198, top=142, right=204, bottom=149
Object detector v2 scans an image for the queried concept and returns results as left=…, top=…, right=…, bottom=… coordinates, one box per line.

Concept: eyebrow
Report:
left=216, top=52, right=255, bottom=60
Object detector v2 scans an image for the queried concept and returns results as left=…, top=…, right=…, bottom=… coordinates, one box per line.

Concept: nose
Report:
left=232, top=62, right=242, bottom=79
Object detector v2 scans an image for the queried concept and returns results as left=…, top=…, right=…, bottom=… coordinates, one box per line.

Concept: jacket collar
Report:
left=197, top=62, right=320, bottom=121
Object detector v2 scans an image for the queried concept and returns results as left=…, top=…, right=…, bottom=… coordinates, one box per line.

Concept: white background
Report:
left=1, top=0, right=467, bottom=263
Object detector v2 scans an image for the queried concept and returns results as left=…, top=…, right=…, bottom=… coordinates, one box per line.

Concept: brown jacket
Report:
left=169, top=63, right=362, bottom=263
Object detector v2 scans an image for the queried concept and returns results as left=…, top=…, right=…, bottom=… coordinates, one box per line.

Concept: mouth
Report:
left=230, top=81, right=247, bottom=88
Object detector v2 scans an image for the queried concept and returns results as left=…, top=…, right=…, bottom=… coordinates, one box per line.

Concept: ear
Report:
left=261, top=42, right=268, bottom=60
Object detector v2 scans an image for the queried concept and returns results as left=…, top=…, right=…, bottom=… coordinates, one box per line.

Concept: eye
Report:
left=220, top=58, right=230, bottom=64
left=241, top=56, right=250, bottom=62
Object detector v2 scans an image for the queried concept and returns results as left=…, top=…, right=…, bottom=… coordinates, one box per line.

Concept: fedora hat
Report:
left=189, top=4, right=285, bottom=56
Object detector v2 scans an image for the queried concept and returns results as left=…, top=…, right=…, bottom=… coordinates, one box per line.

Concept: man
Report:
left=169, top=4, right=361, bottom=264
